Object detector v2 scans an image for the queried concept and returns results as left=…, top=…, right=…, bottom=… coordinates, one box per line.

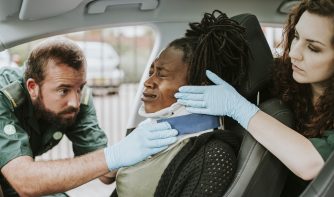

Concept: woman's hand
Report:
left=175, top=70, right=259, bottom=129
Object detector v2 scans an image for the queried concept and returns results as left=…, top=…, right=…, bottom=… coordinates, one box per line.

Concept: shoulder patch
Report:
left=0, top=80, right=26, bottom=110
left=80, top=86, right=91, bottom=105
left=4, top=124, right=16, bottom=135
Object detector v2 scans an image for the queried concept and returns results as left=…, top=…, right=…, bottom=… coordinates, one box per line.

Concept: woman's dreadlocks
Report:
left=168, top=10, right=250, bottom=88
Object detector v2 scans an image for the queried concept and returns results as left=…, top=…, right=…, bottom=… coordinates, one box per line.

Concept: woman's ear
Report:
left=26, top=78, right=39, bottom=100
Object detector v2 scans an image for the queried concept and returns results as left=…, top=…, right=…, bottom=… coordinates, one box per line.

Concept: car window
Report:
left=262, top=26, right=284, bottom=57
left=0, top=50, right=21, bottom=68
left=0, top=50, right=10, bottom=66
left=6, top=25, right=156, bottom=163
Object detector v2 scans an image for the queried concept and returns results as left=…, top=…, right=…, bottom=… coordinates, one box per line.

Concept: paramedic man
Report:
left=0, top=37, right=177, bottom=197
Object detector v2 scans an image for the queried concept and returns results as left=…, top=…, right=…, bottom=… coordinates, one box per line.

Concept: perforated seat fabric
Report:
left=300, top=146, right=334, bottom=197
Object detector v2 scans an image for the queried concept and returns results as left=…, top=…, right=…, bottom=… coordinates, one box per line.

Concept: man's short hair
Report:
left=24, top=37, right=86, bottom=84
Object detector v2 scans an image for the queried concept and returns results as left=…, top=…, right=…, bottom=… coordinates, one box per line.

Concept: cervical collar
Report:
left=138, top=103, right=220, bottom=136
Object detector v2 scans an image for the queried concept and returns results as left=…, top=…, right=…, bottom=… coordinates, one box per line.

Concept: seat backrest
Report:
left=300, top=140, right=334, bottom=197
left=222, top=13, right=294, bottom=197
left=224, top=99, right=294, bottom=197
left=231, top=14, right=272, bottom=100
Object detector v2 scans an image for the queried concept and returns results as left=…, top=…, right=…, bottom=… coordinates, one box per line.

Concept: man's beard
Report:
left=32, top=92, right=80, bottom=130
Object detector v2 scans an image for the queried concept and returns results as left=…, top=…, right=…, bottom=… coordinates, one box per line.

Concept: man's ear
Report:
left=26, top=78, right=39, bottom=100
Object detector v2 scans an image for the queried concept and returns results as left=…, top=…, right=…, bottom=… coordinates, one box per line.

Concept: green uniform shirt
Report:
left=0, top=67, right=108, bottom=169
left=309, top=130, right=334, bottom=161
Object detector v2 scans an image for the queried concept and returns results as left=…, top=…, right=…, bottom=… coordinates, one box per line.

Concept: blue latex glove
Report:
left=175, top=70, right=259, bottom=129
left=104, top=122, right=177, bottom=171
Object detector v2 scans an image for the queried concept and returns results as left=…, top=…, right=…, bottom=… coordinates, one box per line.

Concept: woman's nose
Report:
left=144, top=74, right=156, bottom=88
left=289, top=41, right=303, bottom=61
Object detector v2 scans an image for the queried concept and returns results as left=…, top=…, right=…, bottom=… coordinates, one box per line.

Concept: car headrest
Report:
left=230, top=13, right=273, bottom=98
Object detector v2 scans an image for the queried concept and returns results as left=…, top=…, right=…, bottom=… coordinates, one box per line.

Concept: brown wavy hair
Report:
left=273, top=0, right=334, bottom=137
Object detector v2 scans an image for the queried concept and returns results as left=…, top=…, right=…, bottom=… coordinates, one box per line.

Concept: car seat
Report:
left=300, top=141, right=334, bottom=197
left=222, top=13, right=295, bottom=197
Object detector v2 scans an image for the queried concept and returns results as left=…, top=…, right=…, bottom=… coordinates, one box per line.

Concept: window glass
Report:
left=7, top=25, right=156, bottom=195
left=262, top=26, right=284, bottom=57
left=7, top=25, right=156, bottom=157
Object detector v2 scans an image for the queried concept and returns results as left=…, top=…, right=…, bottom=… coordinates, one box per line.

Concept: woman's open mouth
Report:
left=141, top=92, right=157, bottom=102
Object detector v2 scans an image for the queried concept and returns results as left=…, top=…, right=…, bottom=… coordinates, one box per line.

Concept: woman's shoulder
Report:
left=199, top=131, right=238, bottom=164
left=155, top=130, right=239, bottom=196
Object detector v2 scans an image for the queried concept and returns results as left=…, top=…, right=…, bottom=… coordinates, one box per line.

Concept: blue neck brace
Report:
left=157, top=114, right=220, bottom=135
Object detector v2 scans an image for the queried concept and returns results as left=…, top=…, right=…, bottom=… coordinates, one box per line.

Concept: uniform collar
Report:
left=21, top=80, right=41, bottom=134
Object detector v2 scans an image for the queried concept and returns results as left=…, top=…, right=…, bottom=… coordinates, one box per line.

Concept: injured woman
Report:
left=111, top=10, right=250, bottom=197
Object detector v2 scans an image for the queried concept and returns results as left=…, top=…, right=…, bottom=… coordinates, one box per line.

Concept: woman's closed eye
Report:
left=156, top=70, right=167, bottom=78
left=307, top=44, right=321, bottom=53
left=148, top=70, right=154, bottom=77
left=149, top=68, right=168, bottom=78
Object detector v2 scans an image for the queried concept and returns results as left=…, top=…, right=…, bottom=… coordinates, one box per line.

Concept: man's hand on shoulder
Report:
left=104, top=122, right=178, bottom=170
left=99, top=170, right=117, bottom=184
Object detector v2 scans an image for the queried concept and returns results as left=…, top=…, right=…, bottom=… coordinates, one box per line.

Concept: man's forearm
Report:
left=1, top=149, right=109, bottom=197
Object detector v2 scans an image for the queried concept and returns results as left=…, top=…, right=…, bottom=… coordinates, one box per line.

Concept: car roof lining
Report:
left=0, top=0, right=287, bottom=51
left=19, top=0, right=84, bottom=20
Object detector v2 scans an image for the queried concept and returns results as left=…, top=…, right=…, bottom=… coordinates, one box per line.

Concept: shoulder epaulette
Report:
left=80, top=86, right=91, bottom=105
left=0, top=80, right=26, bottom=110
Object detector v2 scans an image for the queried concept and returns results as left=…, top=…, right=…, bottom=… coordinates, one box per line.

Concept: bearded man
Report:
left=0, top=37, right=177, bottom=197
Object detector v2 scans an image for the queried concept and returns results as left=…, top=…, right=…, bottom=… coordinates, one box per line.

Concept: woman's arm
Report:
left=249, top=111, right=324, bottom=180
left=176, top=71, right=324, bottom=180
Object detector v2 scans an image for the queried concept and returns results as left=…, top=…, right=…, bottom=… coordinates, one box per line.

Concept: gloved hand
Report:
left=104, top=122, right=177, bottom=171
left=175, top=70, right=259, bottom=129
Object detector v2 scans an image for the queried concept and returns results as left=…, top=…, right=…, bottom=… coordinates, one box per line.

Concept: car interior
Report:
left=222, top=13, right=294, bottom=197
left=0, top=0, right=333, bottom=196
left=300, top=151, right=334, bottom=197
